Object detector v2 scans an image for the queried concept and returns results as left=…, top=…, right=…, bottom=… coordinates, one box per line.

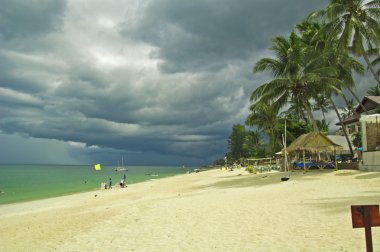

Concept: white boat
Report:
left=115, top=156, right=128, bottom=171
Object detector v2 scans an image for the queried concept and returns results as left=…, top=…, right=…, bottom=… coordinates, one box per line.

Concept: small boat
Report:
left=115, top=167, right=128, bottom=171
left=145, top=173, right=158, bottom=176
left=115, top=156, right=128, bottom=171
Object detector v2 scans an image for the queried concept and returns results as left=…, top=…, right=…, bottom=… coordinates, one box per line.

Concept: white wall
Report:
left=360, top=151, right=380, bottom=171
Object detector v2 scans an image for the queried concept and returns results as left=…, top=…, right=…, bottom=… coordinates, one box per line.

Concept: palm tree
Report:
left=243, top=130, right=263, bottom=158
left=297, top=18, right=360, bottom=156
left=299, top=18, right=368, bottom=115
left=251, top=32, right=327, bottom=132
left=313, top=94, right=332, bottom=121
left=340, top=98, right=357, bottom=119
left=367, top=85, right=380, bottom=95
left=367, top=47, right=380, bottom=76
left=312, top=0, right=380, bottom=87
left=285, top=100, right=308, bottom=122
left=245, top=102, right=280, bottom=155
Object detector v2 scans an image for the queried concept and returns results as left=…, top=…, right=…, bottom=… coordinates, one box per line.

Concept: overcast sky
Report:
left=1, top=0, right=372, bottom=166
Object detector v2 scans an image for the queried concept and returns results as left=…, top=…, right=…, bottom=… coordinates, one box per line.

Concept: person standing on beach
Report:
left=108, top=178, right=112, bottom=189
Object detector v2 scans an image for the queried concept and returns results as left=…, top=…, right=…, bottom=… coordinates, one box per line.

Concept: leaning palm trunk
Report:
left=361, top=43, right=380, bottom=88
left=347, top=86, right=368, bottom=115
left=329, top=97, right=354, bottom=157
left=301, top=97, right=319, bottom=132
left=267, top=128, right=277, bottom=156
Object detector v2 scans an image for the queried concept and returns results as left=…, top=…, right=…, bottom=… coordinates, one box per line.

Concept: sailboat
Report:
left=115, top=156, right=128, bottom=172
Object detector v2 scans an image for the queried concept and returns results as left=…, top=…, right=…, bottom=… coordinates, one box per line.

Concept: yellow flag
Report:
left=94, top=164, right=101, bottom=171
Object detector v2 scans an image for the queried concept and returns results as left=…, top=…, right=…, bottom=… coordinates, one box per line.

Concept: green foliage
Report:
left=367, top=85, right=380, bottom=96
left=240, top=0, right=378, bottom=161
left=228, top=124, right=247, bottom=161
left=275, top=116, right=312, bottom=147
left=213, top=159, right=225, bottom=166
left=246, top=103, right=280, bottom=155
left=312, top=0, right=380, bottom=87
left=227, top=124, right=265, bottom=162
left=243, top=130, right=263, bottom=158
left=245, top=165, right=257, bottom=174
left=316, top=119, right=329, bottom=133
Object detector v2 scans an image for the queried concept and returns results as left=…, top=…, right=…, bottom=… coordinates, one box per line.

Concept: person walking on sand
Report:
left=108, top=178, right=112, bottom=189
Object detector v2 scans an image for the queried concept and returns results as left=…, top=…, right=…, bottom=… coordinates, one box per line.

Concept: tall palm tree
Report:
left=312, top=0, right=380, bottom=87
left=299, top=18, right=368, bottom=114
left=297, top=18, right=360, bottom=156
left=251, top=32, right=328, bottom=132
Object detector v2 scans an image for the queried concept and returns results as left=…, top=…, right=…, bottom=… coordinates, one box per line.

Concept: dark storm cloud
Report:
left=1, top=0, right=351, bottom=166
left=121, top=0, right=327, bottom=73
left=0, top=0, right=66, bottom=40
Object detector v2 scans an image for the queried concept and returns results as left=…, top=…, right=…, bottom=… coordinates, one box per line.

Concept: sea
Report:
left=0, top=164, right=192, bottom=205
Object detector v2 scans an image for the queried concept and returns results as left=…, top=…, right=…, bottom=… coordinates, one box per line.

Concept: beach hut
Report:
left=286, top=132, right=344, bottom=172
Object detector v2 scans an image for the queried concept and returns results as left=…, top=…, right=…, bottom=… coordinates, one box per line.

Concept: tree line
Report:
left=224, top=0, right=380, bottom=163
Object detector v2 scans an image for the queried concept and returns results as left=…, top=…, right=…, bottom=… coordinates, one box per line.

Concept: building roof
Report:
left=336, top=96, right=380, bottom=126
left=286, top=132, right=343, bottom=153
left=326, top=135, right=352, bottom=154
left=356, top=96, right=380, bottom=114
left=335, top=114, right=359, bottom=126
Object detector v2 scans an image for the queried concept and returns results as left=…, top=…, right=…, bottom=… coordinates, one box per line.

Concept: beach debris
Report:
left=94, top=194, right=98, bottom=197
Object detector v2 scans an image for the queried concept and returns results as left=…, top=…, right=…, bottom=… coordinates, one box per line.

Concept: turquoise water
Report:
left=0, top=165, right=191, bottom=205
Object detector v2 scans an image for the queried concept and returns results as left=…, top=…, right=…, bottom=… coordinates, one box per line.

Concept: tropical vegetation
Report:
left=225, top=0, right=380, bottom=163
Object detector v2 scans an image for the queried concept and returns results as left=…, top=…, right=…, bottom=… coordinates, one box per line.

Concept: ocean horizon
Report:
left=0, top=164, right=193, bottom=205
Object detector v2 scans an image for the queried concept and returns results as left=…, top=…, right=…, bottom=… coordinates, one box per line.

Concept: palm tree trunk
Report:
left=361, top=43, right=380, bottom=88
left=347, top=86, right=368, bottom=115
left=321, top=110, right=326, bottom=122
left=329, top=97, right=354, bottom=157
left=270, top=128, right=276, bottom=155
left=301, top=97, right=319, bottom=132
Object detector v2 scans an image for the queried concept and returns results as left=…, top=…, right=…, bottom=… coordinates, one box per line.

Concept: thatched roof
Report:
left=286, top=132, right=344, bottom=153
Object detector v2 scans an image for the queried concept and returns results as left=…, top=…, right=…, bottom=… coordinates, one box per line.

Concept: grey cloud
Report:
left=0, top=0, right=66, bottom=40
left=0, top=133, right=78, bottom=164
left=4, top=0, right=362, bottom=166
left=121, top=0, right=327, bottom=73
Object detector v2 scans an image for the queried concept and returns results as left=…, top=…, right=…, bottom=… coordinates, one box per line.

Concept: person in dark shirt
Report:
left=108, top=178, right=112, bottom=189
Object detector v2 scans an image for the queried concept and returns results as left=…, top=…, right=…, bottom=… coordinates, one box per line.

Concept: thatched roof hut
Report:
left=285, top=132, right=344, bottom=172
left=287, top=132, right=344, bottom=153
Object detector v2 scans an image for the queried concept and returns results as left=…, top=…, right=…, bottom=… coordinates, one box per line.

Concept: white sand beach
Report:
left=1, top=168, right=380, bottom=251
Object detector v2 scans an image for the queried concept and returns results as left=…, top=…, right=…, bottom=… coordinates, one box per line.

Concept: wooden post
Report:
left=334, top=150, right=338, bottom=171
left=363, top=207, right=373, bottom=252
left=303, top=150, right=306, bottom=173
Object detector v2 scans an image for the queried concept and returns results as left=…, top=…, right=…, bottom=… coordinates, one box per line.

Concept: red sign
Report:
left=351, top=205, right=380, bottom=228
